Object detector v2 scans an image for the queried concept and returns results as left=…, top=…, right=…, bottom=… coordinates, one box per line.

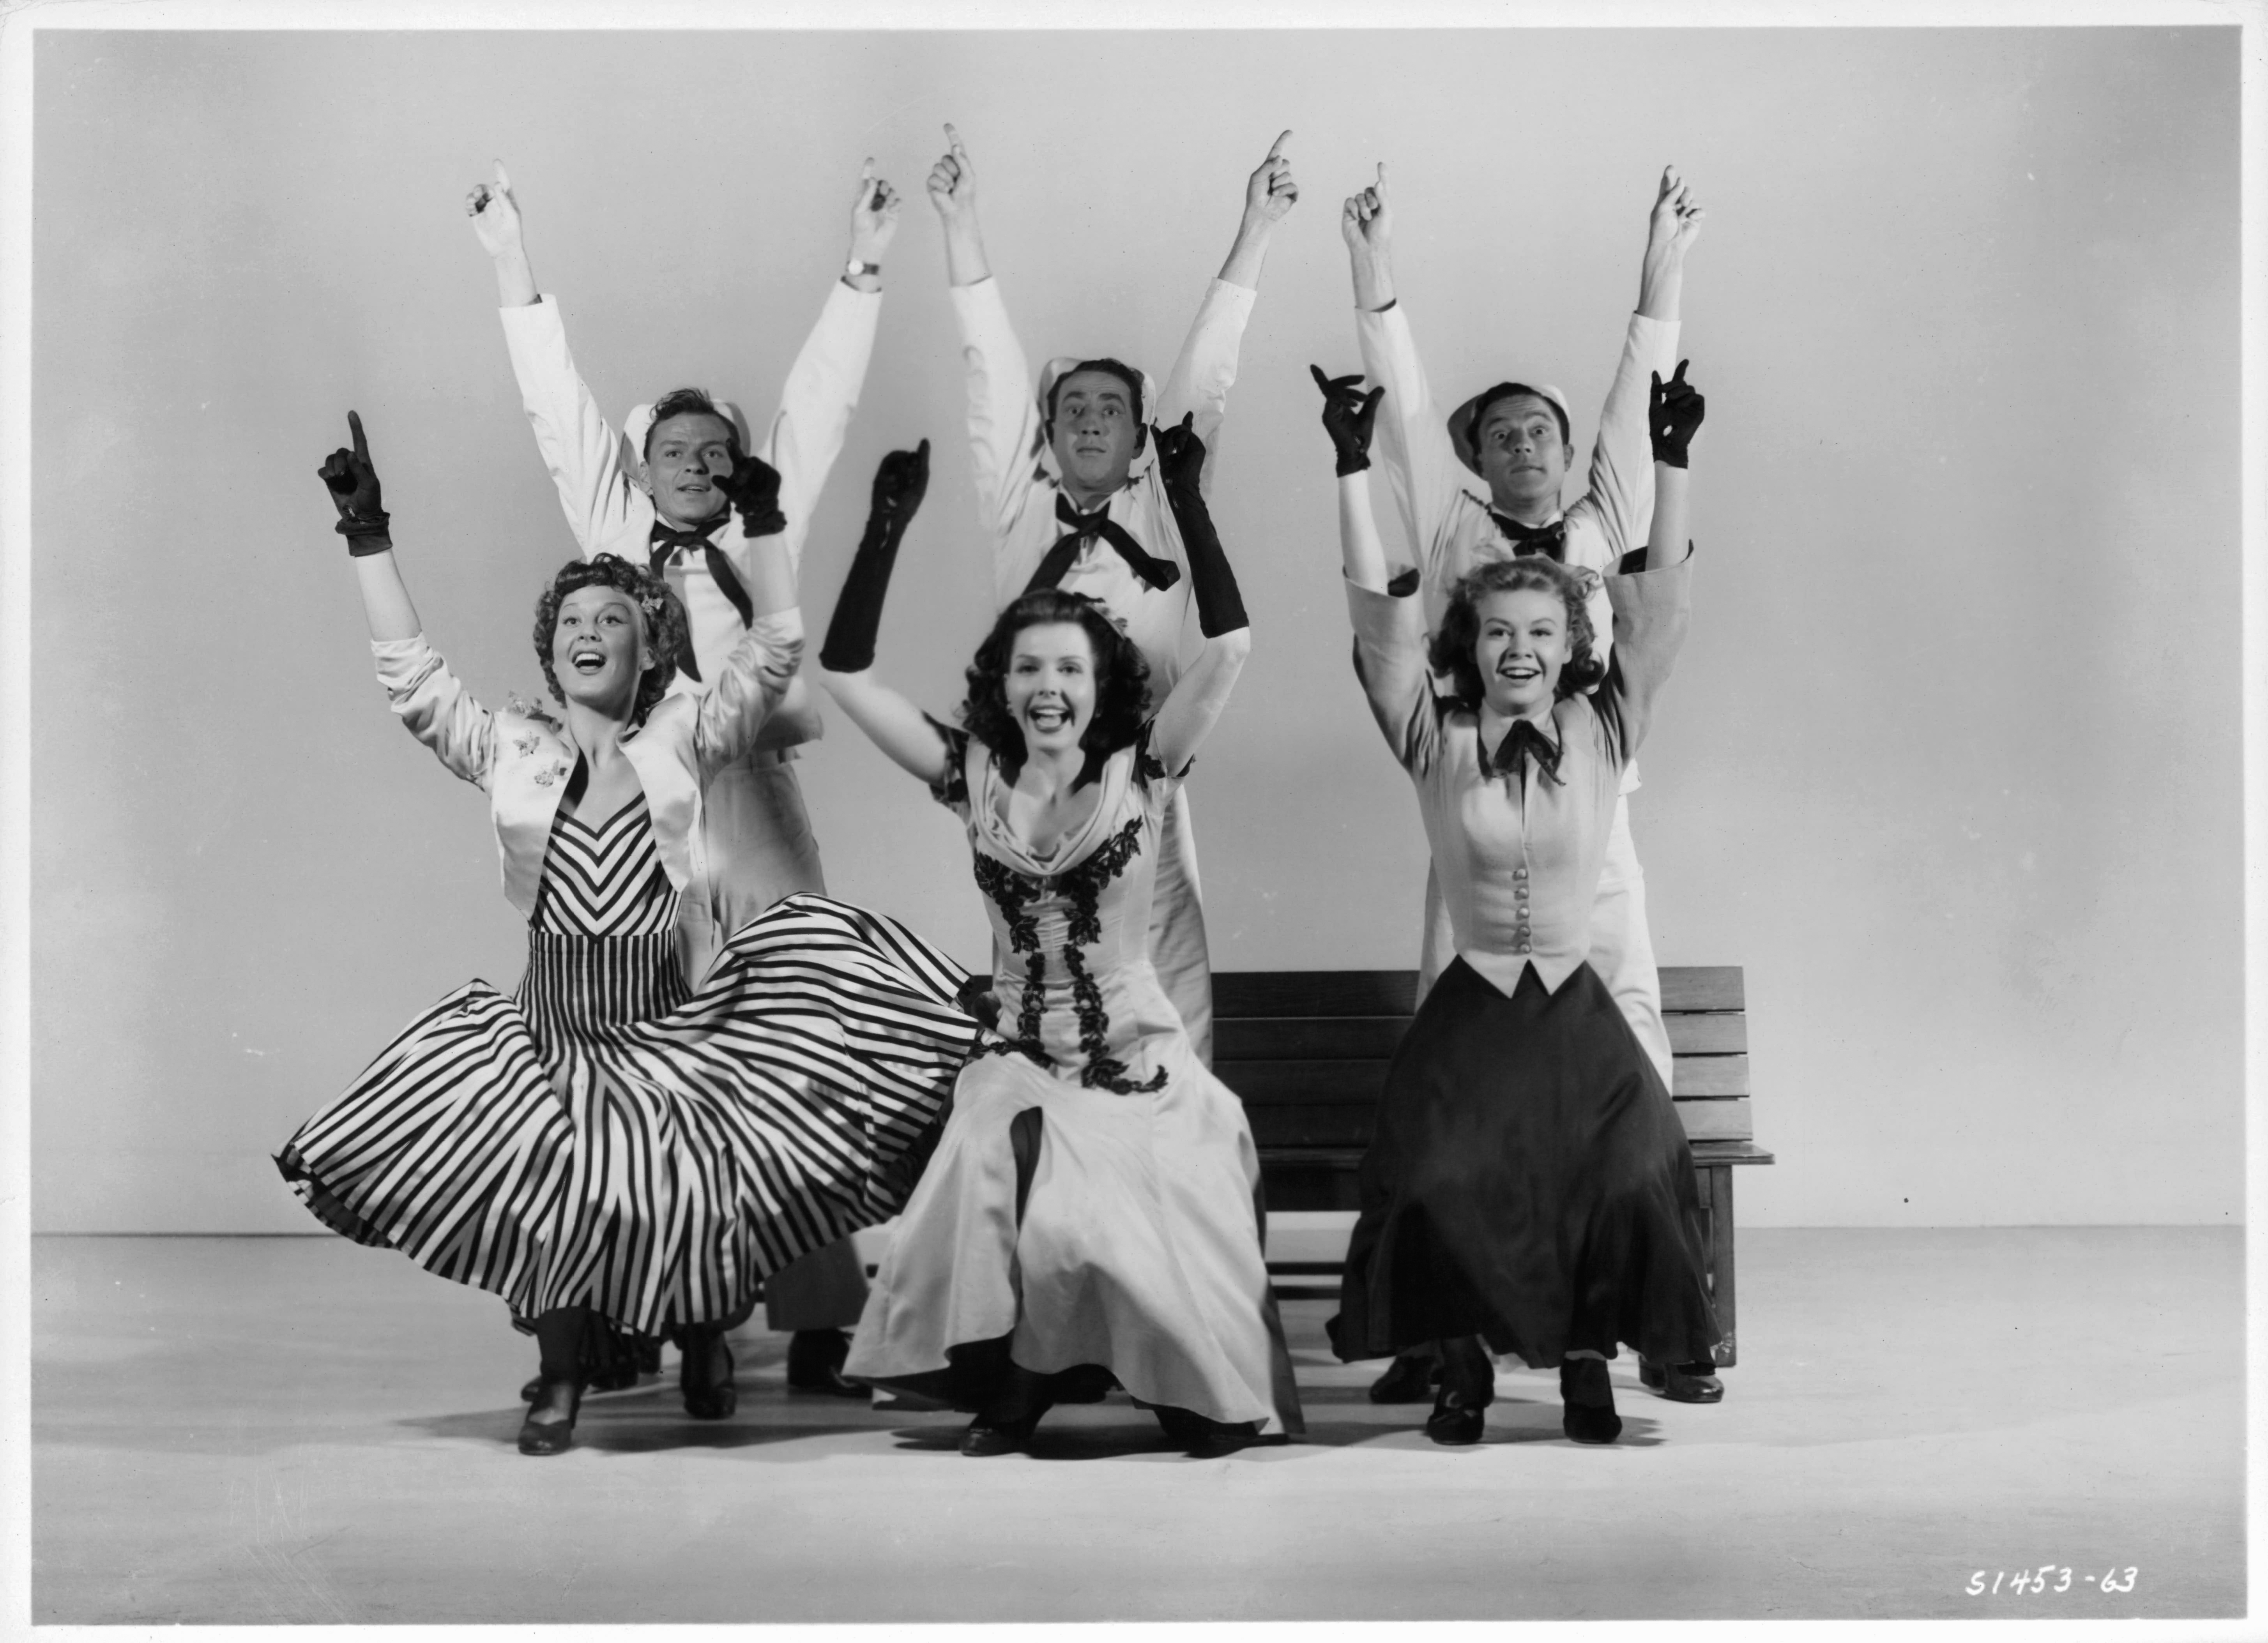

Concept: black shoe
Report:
left=1560, top=1358, right=1623, bottom=1444
left=959, top=1413, right=1039, bottom=1456
left=680, top=1329, right=737, bottom=1420
left=1368, top=1352, right=1442, bottom=1405
left=517, top=1379, right=581, bottom=1456
left=1424, top=1389, right=1487, bottom=1446
left=1639, top=1356, right=1725, bottom=1403
left=1052, top=1364, right=1117, bottom=1405
left=785, top=1329, right=867, bottom=1398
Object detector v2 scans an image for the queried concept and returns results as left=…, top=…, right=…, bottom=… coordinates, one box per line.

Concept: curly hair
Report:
left=1429, top=556, right=1605, bottom=710
left=532, top=553, right=688, bottom=726
left=960, top=588, right=1153, bottom=784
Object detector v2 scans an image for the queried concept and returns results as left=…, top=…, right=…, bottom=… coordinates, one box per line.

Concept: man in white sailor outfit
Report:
left=467, top=158, right=899, bottom=1396
left=1337, top=160, right=1705, bottom=1403
left=923, top=124, right=1298, bottom=1064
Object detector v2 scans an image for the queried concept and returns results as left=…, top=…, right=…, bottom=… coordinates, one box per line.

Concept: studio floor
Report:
left=30, top=1226, right=2245, bottom=1625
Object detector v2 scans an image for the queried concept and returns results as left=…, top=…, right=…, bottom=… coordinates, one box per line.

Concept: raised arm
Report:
left=318, top=413, right=495, bottom=785
left=1214, top=130, right=1299, bottom=288
left=474, top=166, right=648, bottom=559
left=1564, top=168, right=1701, bottom=571
left=931, top=126, right=1050, bottom=587
left=1343, top=166, right=1465, bottom=579
left=1313, top=366, right=1391, bottom=592
left=744, top=161, right=898, bottom=579
left=814, top=443, right=954, bottom=785
left=1146, top=419, right=1252, bottom=774
left=1595, top=364, right=1705, bottom=763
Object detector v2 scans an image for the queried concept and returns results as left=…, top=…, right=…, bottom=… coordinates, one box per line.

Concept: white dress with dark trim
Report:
left=845, top=724, right=1304, bottom=1435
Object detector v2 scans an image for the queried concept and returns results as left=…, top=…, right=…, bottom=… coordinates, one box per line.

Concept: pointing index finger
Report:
left=347, top=410, right=369, bottom=463
left=1266, top=129, right=1292, bottom=161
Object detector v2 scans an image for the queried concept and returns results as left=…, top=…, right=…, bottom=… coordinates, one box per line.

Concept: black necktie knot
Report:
left=646, top=518, right=755, bottom=684
left=1482, top=717, right=1563, bottom=787
left=1489, top=511, right=1568, bottom=563
left=1024, top=494, right=1183, bottom=596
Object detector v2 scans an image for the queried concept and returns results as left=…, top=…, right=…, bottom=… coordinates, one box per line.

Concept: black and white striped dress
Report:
left=276, top=795, right=978, bottom=1337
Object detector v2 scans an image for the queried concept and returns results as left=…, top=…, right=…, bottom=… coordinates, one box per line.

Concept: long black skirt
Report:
left=1330, top=957, right=1720, bottom=1369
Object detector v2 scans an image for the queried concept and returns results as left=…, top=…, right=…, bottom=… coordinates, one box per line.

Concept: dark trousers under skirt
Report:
left=1331, top=957, right=1720, bottom=1370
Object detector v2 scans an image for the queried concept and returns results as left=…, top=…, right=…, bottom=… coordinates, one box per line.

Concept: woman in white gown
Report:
left=817, top=429, right=1303, bottom=1455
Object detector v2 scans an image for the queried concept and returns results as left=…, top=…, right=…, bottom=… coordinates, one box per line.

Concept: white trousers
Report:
left=702, top=750, right=869, bottom=1332
left=1149, top=786, right=1214, bottom=1067
left=1417, top=792, right=1671, bottom=1086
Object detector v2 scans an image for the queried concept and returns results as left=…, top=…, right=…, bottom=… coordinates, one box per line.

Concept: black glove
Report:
left=714, top=447, right=786, bottom=539
left=317, top=410, right=393, bottom=555
left=1150, top=412, right=1206, bottom=496
left=1150, top=415, right=1247, bottom=640
left=1310, top=365, right=1384, bottom=476
left=1649, top=360, right=1705, bottom=469
left=818, top=440, right=930, bottom=674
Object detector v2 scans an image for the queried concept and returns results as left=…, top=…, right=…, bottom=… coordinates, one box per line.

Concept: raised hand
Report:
left=1341, top=162, right=1391, bottom=257
left=714, top=447, right=786, bottom=539
left=318, top=411, right=392, bottom=550
left=1646, top=165, right=1705, bottom=262
left=869, top=439, right=931, bottom=530
left=926, top=124, right=976, bottom=224
left=1244, top=130, right=1299, bottom=228
left=850, top=158, right=903, bottom=264
left=1151, top=412, right=1206, bottom=493
left=465, top=160, right=524, bottom=259
left=1648, top=360, right=1705, bottom=468
left=1310, top=365, right=1384, bottom=477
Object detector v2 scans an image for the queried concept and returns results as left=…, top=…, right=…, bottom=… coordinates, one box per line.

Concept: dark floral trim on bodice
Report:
left=967, top=812, right=1161, bottom=1095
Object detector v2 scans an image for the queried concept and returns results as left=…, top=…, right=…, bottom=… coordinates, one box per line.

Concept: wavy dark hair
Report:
left=643, top=387, right=742, bottom=461
left=1429, top=556, right=1605, bottom=710
left=960, top=588, right=1152, bottom=785
left=533, top=553, right=688, bottom=725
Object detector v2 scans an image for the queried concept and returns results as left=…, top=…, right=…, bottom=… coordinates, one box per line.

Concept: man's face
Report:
left=1474, top=394, right=1571, bottom=515
left=647, top=412, right=737, bottom=527
left=1048, top=370, right=1141, bottom=498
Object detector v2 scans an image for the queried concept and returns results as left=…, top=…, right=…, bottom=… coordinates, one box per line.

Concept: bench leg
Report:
left=1703, top=1162, right=1738, bottom=1367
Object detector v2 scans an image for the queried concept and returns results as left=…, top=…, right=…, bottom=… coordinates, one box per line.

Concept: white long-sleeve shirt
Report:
left=499, top=281, right=879, bottom=750
left=952, top=274, right=1253, bottom=696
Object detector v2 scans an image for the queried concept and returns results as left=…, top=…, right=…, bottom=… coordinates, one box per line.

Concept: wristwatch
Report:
left=844, top=256, right=882, bottom=281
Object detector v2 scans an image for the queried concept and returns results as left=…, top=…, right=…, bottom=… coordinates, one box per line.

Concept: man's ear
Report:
left=1131, top=421, right=1148, bottom=456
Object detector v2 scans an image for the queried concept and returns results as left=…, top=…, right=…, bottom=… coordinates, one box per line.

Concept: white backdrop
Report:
left=25, top=24, right=2245, bottom=1230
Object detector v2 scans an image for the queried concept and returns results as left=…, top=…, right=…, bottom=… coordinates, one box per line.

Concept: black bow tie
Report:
left=648, top=518, right=754, bottom=682
left=1024, top=494, right=1184, bottom=596
left=1488, top=511, right=1567, bottom=562
left=1481, top=717, right=1563, bottom=787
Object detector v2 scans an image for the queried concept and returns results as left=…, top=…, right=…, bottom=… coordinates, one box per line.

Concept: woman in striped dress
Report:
left=276, top=414, right=981, bottom=1456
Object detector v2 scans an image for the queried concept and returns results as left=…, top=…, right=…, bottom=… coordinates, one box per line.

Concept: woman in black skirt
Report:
left=1313, top=362, right=1719, bottom=1445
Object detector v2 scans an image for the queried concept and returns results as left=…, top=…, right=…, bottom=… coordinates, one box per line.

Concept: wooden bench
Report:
left=1213, top=966, right=1773, bottom=1367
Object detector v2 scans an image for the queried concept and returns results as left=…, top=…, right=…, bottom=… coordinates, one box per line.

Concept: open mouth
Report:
left=571, top=651, right=607, bottom=676
left=1497, top=661, right=1541, bottom=684
left=1024, top=703, right=1071, bottom=732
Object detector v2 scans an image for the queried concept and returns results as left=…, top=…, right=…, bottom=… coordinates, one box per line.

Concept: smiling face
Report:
left=1474, top=587, right=1573, bottom=719
left=551, top=585, right=654, bottom=718
left=646, top=411, right=737, bottom=528
left=1473, top=393, right=1572, bottom=518
left=1048, top=369, right=1141, bottom=500
left=1005, top=621, right=1098, bottom=754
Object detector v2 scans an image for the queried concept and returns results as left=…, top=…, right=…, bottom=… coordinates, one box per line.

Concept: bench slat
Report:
left=1213, top=971, right=1416, bottom=1018
left=1217, top=1060, right=1393, bottom=1104
left=1658, top=966, right=1747, bottom=1012
left=1213, top=1017, right=1412, bottom=1062
left=1672, top=1054, right=1750, bottom=1098
left=1668, top=1013, right=1748, bottom=1055
left=1676, top=1098, right=1753, bottom=1141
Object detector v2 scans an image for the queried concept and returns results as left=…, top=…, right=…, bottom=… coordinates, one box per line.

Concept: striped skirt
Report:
left=275, top=894, right=981, bottom=1337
